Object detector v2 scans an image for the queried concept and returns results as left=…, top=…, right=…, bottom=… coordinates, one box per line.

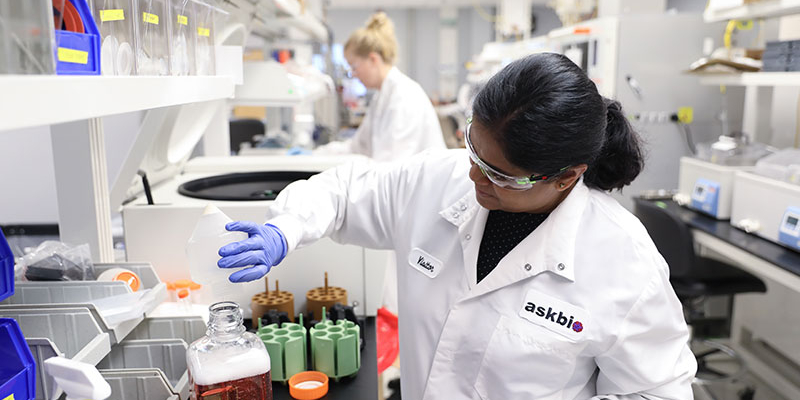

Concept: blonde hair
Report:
left=345, top=12, right=397, bottom=65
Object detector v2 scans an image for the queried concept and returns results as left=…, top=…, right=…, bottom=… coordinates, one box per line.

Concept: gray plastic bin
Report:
left=128, top=317, right=206, bottom=344
left=101, top=369, right=181, bottom=400
left=98, top=339, right=191, bottom=400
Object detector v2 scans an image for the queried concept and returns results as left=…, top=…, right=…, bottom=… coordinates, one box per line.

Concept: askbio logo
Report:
left=524, top=302, right=584, bottom=333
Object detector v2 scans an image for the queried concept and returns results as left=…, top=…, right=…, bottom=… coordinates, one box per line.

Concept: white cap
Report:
left=44, top=357, right=112, bottom=400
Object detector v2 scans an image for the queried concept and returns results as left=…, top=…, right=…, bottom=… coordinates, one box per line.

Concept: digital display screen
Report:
left=695, top=186, right=704, bottom=195
left=788, top=216, right=799, bottom=228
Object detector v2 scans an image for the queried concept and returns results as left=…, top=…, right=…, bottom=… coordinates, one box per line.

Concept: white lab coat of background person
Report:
left=264, top=149, right=697, bottom=400
left=315, top=66, right=446, bottom=162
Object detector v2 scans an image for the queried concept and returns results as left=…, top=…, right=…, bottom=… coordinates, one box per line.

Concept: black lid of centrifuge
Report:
left=178, top=171, right=318, bottom=201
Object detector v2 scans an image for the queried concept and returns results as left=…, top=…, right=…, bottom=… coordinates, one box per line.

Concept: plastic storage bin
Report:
left=0, top=319, right=37, bottom=400
left=0, top=0, right=57, bottom=74
left=55, top=0, right=101, bottom=75
left=192, top=0, right=215, bottom=75
left=98, top=338, right=190, bottom=400
left=169, top=0, right=196, bottom=75
left=91, top=0, right=138, bottom=75
left=754, top=148, right=800, bottom=185
left=136, top=0, right=171, bottom=75
left=0, top=227, right=13, bottom=301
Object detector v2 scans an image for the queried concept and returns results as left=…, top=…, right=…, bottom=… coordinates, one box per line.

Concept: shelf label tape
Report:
left=100, top=9, right=125, bottom=21
left=178, top=15, right=188, bottom=25
left=197, top=27, right=210, bottom=37
left=57, top=48, right=89, bottom=64
left=143, top=12, right=159, bottom=25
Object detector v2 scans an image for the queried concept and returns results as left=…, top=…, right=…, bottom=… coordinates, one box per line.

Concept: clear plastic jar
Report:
left=187, top=301, right=273, bottom=400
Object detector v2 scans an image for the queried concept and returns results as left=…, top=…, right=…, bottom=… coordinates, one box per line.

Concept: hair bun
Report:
left=367, top=12, right=389, bottom=30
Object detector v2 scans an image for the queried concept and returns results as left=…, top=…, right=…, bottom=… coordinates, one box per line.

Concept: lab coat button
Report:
left=465, top=234, right=471, bottom=240
left=524, top=263, right=532, bottom=271
left=460, top=204, right=467, bottom=211
left=452, top=212, right=460, bottom=218
left=557, top=263, right=566, bottom=270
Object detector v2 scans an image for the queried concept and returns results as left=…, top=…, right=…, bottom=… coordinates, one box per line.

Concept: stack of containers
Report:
left=90, top=0, right=220, bottom=76
left=0, top=227, right=37, bottom=400
left=193, top=0, right=216, bottom=75
left=0, top=0, right=57, bottom=74
left=54, top=0, right=102, bottom=74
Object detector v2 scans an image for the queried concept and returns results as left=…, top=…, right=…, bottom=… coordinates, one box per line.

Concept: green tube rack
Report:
left=256, top=316, right=307, bottom=382
left=310, top=317, right=361, bottom=379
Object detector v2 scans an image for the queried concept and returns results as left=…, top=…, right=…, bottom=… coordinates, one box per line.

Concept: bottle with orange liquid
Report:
left=187, top=301, right=273, bottom=400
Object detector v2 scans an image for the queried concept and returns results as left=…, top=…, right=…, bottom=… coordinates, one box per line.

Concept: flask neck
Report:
left=207, top=301, right=246, bottom=340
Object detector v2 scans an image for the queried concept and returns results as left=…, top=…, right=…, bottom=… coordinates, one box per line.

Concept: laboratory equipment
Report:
left=168, top=0, right=196, bottom=75
left=186, top=205, right=247, bottom=296
left=91, top=0, right=137, bottom=75
left=256, top=316, right=306, bottom=382
left=0, top=0, right=57, bottom=74
left=135, top=0, right=170, bottom=75
left=676, top=157, right=753, bottom=220
left=310, top=309, right=360, bottom=380
left=547, top=13, right=730, bottom=209
left=251, top=278, right=295, bottom=327
left=187, top=301, right=273, bottom=400
left=305, top=272, right=347, bottom=322
left=288, top=371, right=328, bottom=400
left=731, top=150, right=800, bottom=252
left=44, top=357, right=111, bottom=400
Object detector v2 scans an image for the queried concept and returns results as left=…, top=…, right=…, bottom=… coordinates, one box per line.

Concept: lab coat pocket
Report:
left=474, top=315, right=586, bottom=400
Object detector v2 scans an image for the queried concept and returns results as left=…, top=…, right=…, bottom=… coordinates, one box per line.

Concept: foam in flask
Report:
left=187, top=205, right=247, bottom=294
left=188, top=301, right=273, bottom=400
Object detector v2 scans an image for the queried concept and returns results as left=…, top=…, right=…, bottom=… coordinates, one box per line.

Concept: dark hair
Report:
left=471, top=52, right=643, bottom=191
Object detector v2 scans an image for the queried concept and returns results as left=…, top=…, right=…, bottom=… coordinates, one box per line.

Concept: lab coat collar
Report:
left=439, top=180, right=591, bottom=297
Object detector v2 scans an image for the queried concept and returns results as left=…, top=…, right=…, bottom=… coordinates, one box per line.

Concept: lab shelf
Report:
left=0, top=75, right=235, bottom=132
left=97, top=339, right=191, bottom=400
left=696, top=71, right=800, bottom=86
left=704, top=0, right=800, bottom=22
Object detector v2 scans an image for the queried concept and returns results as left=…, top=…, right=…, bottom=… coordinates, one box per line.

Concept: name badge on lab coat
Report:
left=518, top=289, right=591, bottom=342
left=407, top=248, right=443, bottom=278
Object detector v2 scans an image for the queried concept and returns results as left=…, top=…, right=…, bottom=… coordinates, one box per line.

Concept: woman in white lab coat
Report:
left=314, top=12, right=446, bottom=161
left=219, top=53, right=696, bottom=399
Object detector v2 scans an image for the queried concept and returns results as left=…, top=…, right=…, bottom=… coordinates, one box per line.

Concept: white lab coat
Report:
left=265, top=149, right=697, bottom=400
left=316, top=66, right=446, bottom=162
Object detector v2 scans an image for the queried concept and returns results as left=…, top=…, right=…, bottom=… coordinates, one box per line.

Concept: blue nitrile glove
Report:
left=287, top=146, right=312, bottom=155
left=218, top=222, right=288, bottom=283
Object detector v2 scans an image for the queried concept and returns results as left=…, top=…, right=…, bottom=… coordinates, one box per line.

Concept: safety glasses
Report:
left=465, top=121, right=568, bottom=191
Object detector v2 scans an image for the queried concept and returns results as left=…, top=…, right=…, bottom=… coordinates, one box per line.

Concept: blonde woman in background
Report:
left=314, top=12, right=446, bottom=161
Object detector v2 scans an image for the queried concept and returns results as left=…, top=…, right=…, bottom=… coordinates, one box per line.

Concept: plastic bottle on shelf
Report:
left=187, top=301, right=273, bottom=400
left=186, top=205, right=247, bottom=296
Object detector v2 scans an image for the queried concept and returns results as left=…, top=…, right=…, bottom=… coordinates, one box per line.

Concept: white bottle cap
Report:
left=44, top=357, right=112, bottom=400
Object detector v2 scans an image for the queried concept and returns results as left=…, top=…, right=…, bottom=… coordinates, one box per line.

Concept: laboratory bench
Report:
left=648, top=200, right=800, bottom=399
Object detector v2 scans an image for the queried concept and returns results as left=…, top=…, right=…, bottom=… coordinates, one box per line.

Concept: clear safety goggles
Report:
left=465, top=121, right=568, bottom=191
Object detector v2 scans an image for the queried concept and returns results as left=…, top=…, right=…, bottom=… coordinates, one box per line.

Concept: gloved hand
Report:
left=218, top=222, right=288, bottom=283
left=287, top=146, right=312, bottom=156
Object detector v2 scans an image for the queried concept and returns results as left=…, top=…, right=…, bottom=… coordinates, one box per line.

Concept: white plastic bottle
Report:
left=187, top=301, right=273, bottom=400
left=186, top=205, right=248, bottom=296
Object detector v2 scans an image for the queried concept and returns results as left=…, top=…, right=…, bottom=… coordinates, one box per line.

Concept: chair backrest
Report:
left=632, top=198, right=696, bottom=278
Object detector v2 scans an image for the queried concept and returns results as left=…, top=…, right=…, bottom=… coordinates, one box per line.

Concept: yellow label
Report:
left=4, top=394, right=16, bottom=400
left=177, top=15, right=188, bottom=25
left=677, top=107, right=694, bottom=124
left=197, top=27, right=210, bottom=37
left=100, top=9, right=125, bottom=22
left=143, top=12, right=159, bottom=25
left=57, top=47, right=89, bottom=64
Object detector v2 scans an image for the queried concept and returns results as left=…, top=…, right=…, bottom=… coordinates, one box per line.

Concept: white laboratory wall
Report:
left=0, top=112, right=142, bottom=225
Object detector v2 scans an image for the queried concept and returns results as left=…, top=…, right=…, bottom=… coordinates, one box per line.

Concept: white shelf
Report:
left=0, top=75, right=235, bottom=132
left=704, top=0, right=800, bottom=22
left=697, top=71, right=800, bottom=86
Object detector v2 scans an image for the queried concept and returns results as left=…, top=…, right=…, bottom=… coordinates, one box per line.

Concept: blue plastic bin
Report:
left=1, top=228, right=36, bottom=400
left=55, top=0, right=101, bottom=75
